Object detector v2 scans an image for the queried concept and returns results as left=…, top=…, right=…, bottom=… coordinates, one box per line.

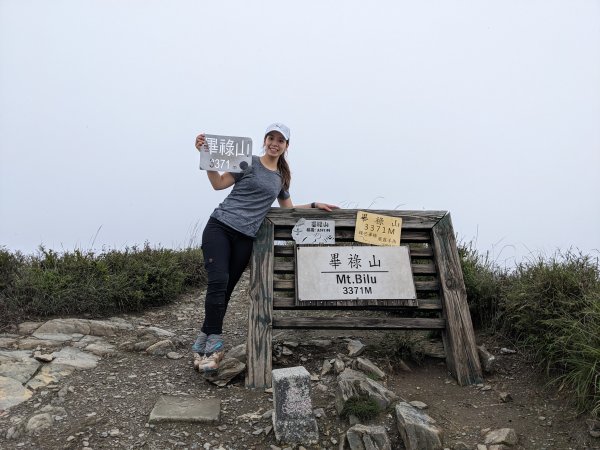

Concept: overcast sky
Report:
left=1, top=0, right=599, bottom=266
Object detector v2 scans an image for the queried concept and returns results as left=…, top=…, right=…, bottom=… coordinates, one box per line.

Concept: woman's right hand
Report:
left=195, top=133, right=206, bottom=151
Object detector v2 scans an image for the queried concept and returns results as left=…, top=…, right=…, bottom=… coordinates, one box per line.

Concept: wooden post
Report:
left=431, top=213, right=483, bottom=385
left=245, top=219, right=274, bottom=388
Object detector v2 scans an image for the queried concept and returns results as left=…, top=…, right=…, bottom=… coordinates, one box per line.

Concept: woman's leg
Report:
left=200, top=218, right=233, bottom=337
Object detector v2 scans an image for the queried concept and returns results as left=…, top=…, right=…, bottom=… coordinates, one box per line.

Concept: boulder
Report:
left=354, top=357, right=386, bottom=380
left=335, top=368, right=399, bottom=415
left=346, top=424, right=392, bottom=450
left=395, top=402, right=443, bottom=450
left=484, top=428, right=518, bottom=446
left=0, top=376, right=33, bottom=410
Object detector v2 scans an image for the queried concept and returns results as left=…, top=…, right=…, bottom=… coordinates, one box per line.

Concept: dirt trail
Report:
left=0, top=272, right=597, bottom=449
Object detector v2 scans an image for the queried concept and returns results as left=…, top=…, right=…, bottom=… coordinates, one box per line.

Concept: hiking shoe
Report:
left=197, top=350, right=224, bottom=372
left=193, top=352, right=208, bottom=371
left=204, top=334, right=224, bottom=355
left=191, top=332, right=208, bottom=354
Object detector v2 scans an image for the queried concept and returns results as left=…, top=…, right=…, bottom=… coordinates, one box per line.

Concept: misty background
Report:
left=1, top=1, right=599, bottom=266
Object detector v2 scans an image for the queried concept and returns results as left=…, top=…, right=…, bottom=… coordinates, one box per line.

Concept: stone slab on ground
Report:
left=51, top=347, right=100, bottom=369
left=148, top=395, right=221, bottom=423
left=0, top=375, right=33, bottom=410
left=0, top=360, right=41, bottom=384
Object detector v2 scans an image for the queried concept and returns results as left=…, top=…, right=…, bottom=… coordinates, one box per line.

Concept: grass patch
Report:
left=0, top=244, right=206, bottom=326
left=458, top=244, right=600, bottom=417
left=341, top=396, right=381, bottom=421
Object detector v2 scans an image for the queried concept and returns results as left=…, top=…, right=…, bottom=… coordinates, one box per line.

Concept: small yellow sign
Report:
left=354, top=211, right=402, bottom=246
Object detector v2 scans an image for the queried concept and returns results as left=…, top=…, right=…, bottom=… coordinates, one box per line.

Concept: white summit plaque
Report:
left=296, top=246, right=416, bottom=301
left=292, top=218, right=335, bottom=245
left=199, top=134, right=252, bottom=173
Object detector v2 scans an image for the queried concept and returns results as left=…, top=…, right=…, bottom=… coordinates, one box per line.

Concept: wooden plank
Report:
left=273, top=228, right=430, bottom=242
left=272, top=316, right=445, bottom=330
left=275, top=245, right=433, bottom=258
left=266, top=208, right=447, bottom=229
left=274, top=260, right=436, bottom=275
left=273, top=296, right=442, bottom=310
left=431, top=213, right=483, bottom=386
left=246, top=219, right=274, bottom=389
left=273, top=278, right=439, bottom=292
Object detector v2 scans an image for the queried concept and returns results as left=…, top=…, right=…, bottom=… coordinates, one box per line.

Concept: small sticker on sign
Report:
left=354, top=211, right=402, bottom=246
left=292, top=218, right=336, bottom=245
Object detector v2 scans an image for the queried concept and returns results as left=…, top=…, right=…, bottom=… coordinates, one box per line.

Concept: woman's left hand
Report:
left=314, top=202, right=340, bottom=211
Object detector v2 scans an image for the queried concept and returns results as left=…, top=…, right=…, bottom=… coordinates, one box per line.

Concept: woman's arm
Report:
left=278, top=197, right=339, bottom=211
left=195, top=133, right=236, bottom=190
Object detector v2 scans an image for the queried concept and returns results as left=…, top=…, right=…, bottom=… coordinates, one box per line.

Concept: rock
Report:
left=283, top=341, right=299, bottom=348
left=6, top=421, right=25, bottom=440
left=395, top=359, right=412, bottom=372
left=27, top=364, right=75, bottom=390
left=477, top=345, right=496, bottom=374
left=84, top=342, right=116, bottom=357
left=0, top=337, right=18, bottom=348
left=272, top=366, right=319, bottom=445
left=33, top=318, right=91, bottom=337
left=145, top=340, right=175, bottom=356
left=167, top=352, right=183, bottom=360
left=335, top=368, right=399, bottom=415
left=226, top=343, right=246, bottom=364
left=347, top=340, right=366, bottom=357
left=0, top=350, right=33, bottom=362
left=409, top=401, right=428, bottom=410
left=51, top=347, right=100, bottom=369
left=354, top=357, right=386, bottom=380
left=0, top=375, right=33, bottom=410
left=17, top=338, right=64, bottom=350
left=144, top=326, right=175, bottom=338
left=346, top=424, right=391, bottom=450
left=395, top=402, right=443, bottom=450
left=26, top=412, right=54, bottom=433
left=313, top=408, right=325, bottom=418
left=203, top=357, right=246, bottom=387
left=33, top=351, right=55, bottom=363
left=149, top=395, right=220, bottom=423
left=18, top=321, right=43, bottom=335
left=499, top=348, right=516, bottom=355
left=0, top=359, right=41, bottom=383
left=499, top=392, right=512, bottom=403
left=483, top=428, right=518, bottom=446
left=452, top=441, right=469, bottom=450
left=334, top=357, right=345, bottom=374
left=88, top=319, right=132, bottom=336
left=321, top=359, right=333, bottom=376
left=476, top=445, right=487, bottom=450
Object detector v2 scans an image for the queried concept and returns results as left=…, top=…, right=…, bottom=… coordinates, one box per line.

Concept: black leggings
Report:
left=201, top=217, right=254, bottom=335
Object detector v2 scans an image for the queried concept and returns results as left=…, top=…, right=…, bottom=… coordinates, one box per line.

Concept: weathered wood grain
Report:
left=272, top=317, right=445, bottom=330
left=273, top=296, right=442, bottom=310
left=246, top=219, right=274, bottom=389
left=273, top=228, right=430, bottom=242
left=431, top=213, right=483, bottom=386
left=265, top=209, right=447, bottom=228
left=273, top=278, right=439, bottom=292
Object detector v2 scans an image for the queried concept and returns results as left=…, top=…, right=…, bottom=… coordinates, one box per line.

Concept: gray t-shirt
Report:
left=210, top=155, right=290, bottom=237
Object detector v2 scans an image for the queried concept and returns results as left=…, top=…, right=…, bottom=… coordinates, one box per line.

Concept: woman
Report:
left=193, top=123, right=338, bottom=372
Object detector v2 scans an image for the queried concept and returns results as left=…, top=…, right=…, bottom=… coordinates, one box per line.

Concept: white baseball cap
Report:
left=264, top=123, right=290, bottom=141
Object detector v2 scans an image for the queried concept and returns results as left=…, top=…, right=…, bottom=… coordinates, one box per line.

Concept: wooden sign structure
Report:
left=246, top=209, right=483, bottom=388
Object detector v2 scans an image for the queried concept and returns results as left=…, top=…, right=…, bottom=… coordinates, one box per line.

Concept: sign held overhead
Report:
left=199, top=134, right=252, bottom=173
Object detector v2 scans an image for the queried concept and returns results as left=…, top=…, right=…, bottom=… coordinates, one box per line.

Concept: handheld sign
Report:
left=296, top=245, right=416, bottom=302
left=199, top=134, right=252, bottom=173
left=292, top=218, right=336, bottom=245
left=354, top=211, right=401, bottom=246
